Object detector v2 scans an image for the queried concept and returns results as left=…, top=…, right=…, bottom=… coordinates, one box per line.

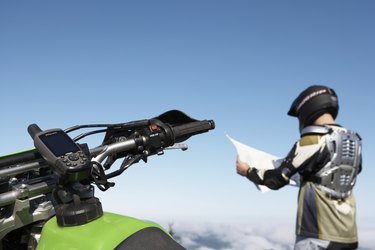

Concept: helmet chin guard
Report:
left=288, top=85, right=339, bottom=130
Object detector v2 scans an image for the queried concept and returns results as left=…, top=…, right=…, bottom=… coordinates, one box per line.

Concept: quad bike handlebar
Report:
left=0, top=117, right=215, bottom=204
left=0, top=110, right=214, bottom=238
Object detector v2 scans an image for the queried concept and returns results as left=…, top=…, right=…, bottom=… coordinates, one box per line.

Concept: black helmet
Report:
left=288, top=85, right=339, bottom=130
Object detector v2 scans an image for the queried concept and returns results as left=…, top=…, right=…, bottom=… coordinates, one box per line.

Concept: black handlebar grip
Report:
left=172, top=120, right=215, bottom=142
left=28, top=124, right=42, bottom=139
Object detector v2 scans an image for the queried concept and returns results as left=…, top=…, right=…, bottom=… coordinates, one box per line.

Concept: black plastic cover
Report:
left=115, top=227, right=186, bottom=250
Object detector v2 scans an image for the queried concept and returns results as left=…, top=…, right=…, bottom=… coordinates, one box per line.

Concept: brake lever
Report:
left=165, top=143, right=188, bottom=151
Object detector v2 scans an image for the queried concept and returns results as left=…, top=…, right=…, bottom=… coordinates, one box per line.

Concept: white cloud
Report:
left=171, top=221, right=294, bottom=250
left=168, top=220, right=375, bottom=250
left=358, top=225, right=375, bottom=250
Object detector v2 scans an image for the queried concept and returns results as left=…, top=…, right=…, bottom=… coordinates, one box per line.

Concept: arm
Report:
left=236, top=134, right=325, bottom=190
left=236, top=147, right=296, bottom=190
left=245, top=156, right=295, bottom=190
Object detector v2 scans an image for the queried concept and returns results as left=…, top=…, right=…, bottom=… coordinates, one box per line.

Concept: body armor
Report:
left=302, top=125, right=362, bottom=199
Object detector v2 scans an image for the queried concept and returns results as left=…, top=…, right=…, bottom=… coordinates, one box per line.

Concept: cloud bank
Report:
left=168, top=221, right=375, bottom=250
left=171, top=221, right=294, bottom=250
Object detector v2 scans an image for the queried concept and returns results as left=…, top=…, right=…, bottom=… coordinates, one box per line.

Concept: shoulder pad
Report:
left=300, top=125, right=331, bottom=136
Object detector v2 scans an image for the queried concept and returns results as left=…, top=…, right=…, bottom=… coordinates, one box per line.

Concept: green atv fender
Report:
left=36, top=212, right=169, bottom=249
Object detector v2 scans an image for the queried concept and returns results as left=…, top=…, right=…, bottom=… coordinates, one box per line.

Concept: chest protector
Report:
left=301, top=125, right=362, bottom=199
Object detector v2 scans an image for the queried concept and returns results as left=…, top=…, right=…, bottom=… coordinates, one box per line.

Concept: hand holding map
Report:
left=227, top=134, right=299, bottom=192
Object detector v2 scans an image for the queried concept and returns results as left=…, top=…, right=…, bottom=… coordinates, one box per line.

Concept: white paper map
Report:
left=227, top=134, right=299, bottom=192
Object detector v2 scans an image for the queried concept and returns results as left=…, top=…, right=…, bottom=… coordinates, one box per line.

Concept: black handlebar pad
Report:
left=171, top=120, right=215, bottom=143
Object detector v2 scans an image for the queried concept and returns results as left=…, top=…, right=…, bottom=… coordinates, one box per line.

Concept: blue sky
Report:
left=1, top=1, right=375, bottom=248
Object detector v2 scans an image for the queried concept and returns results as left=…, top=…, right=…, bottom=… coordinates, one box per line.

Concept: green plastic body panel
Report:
left=36, top=212, right=167, bottom=250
